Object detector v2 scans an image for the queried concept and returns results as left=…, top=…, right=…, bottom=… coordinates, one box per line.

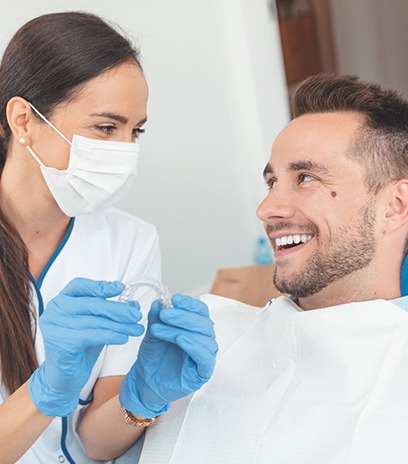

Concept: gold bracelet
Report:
left=121, top=407, right=160, bottom=428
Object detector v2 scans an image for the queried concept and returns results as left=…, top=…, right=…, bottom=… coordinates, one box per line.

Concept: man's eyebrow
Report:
left=263, top=163, right=274, bottom=178
left=263, top=160, right=331, bottom=179
left=89, top=112, right=148, bottom=126
left=287, top=160, right=330, bottom=176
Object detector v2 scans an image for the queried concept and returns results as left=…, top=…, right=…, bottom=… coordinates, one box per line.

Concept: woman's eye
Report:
left=132, top=127, right=145, bottom=140
left=96, top=125, right=115, bottom=135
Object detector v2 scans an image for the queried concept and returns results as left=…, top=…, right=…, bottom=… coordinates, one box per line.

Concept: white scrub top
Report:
left=0, top=208, right=161, bottom=464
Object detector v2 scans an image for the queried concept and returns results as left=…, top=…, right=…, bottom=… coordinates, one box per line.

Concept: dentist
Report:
left=0, top=11, right=217, bottom=464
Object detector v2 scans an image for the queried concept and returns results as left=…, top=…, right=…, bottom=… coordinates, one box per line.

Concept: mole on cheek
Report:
left=330, top=191, right=337, bottom=198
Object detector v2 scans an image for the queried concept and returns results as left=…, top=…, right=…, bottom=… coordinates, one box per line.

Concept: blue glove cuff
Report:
left=29, top=368, right=79, bottom=417
left=119, top=376, right=170, bottom=419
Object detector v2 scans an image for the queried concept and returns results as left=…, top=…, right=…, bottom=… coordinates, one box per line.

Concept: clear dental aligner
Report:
left=119, top=277, right=173, bottom=308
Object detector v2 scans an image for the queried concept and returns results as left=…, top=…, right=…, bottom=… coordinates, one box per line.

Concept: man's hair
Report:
left=291, top=74, right=408, bottom=194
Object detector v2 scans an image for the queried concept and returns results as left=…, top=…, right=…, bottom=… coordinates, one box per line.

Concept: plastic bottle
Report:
left=255, top=236, right=273, bottom=265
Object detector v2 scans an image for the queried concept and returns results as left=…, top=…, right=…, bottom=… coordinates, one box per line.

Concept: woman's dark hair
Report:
left=0, top=11, right=141, bottom=394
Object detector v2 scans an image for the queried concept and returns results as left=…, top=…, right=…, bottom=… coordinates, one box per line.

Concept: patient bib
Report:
left=140, top=295, right=408, bottom=464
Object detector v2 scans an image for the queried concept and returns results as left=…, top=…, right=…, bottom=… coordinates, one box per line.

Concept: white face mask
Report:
left=21, top=103, right=140, bottom=217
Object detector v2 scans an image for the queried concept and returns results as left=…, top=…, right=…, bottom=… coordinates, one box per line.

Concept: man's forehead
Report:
left=276, top=112, right=364, bottom=147
left=288, top=110, right=365, bottom=127
left=264, top=112, right=365, bottom=176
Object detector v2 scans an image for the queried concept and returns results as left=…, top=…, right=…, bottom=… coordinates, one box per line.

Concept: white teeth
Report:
left=275, top=234, right=313, bottom=248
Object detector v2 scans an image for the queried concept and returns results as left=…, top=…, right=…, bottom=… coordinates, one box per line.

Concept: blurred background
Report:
left=277, top=0, right=408, bottom=98
left=0, top=0, right=406, bottom=294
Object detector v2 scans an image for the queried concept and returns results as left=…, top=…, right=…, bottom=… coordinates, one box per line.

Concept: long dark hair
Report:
left=0, top=11, right=141, bottom=394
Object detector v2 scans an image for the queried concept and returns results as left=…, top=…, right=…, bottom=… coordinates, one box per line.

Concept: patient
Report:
left=125, top=74, right=408, bottom=463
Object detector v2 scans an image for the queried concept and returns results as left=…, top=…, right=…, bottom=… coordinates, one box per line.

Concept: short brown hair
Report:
left=291, top=74, right=408, bottom=194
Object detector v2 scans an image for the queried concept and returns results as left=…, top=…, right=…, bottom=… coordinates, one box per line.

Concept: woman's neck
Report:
left=0, top=164, right=71, bottom=280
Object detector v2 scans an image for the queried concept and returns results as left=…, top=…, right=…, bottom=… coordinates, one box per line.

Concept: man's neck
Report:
left=297, top=269, right=401, bottom=311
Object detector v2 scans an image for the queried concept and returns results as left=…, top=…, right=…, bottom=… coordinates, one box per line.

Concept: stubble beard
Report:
left=273, top=201, right=377, bottom=298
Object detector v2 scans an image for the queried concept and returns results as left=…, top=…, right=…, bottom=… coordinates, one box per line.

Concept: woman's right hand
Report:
left=29, top=277, right=144, bottom=417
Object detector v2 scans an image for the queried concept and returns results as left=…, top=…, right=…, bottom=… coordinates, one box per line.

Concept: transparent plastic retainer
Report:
left=118, top=277, right=173, bottom=308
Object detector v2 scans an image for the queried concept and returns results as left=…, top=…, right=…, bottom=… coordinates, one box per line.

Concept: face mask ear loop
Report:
left=28, top=102, right=72, bottom=146
left=24, top=144, right=46, bottom=167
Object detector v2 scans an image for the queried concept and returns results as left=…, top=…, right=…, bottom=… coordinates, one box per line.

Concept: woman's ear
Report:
left=383, top=180, right=408, bottom=233
left=6, top=97, right=34, bottom=145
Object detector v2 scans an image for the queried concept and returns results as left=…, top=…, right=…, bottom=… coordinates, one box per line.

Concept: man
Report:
left=134, top=75, right=408, bottom=464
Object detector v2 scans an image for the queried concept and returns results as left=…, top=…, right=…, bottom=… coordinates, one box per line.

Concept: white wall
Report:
left=329, top=0, right=408, bottom=97
left=0, top=0, right=289, bottom=294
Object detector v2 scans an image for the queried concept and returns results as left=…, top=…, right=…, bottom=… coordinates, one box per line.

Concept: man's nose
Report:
left=256, top=189, right=296, bottom=222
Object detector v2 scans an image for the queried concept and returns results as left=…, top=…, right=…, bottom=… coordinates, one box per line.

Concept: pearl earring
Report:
left=19, top=137, right=26, bottom=145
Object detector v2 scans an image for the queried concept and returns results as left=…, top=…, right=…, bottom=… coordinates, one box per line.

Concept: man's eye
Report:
left=266, top=178, right=277, bottom=190
left=299, top=173, right=315, bottom=183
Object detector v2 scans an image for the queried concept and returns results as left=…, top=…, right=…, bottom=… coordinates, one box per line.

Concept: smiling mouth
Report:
left=274, top=234, right=313, bottom=252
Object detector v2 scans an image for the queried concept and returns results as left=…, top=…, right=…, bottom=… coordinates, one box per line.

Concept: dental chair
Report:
left=112, top=264, right=281, bottom=463
left=401, top=256, right=408, bottom=296
left=210, top=263, right=283, bottom=306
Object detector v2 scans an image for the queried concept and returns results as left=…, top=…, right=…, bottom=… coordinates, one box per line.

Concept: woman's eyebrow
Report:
left=89, top=112, right=148, bottom=126
left=90, top=112, right=128, bottom=123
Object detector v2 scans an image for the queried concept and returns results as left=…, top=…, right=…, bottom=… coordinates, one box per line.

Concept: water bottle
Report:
left=255, top=236, right=273, bottom=265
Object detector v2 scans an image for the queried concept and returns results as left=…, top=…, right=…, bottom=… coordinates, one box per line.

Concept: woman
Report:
left=0, top=11, right=217, bottom=463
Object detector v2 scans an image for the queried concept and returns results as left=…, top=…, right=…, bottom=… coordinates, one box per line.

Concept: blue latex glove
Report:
left=119, top=294, right=218, bottom=418
left=29, top=277, right=144, bottom=417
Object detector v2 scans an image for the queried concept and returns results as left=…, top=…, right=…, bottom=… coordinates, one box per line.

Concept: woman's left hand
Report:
left=119, top=294, right=218, bottom=418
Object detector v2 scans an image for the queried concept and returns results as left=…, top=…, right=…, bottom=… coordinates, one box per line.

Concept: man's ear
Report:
left=383, top=180, right=408, bottom=233
left=6, top=97, right=34, bottom=145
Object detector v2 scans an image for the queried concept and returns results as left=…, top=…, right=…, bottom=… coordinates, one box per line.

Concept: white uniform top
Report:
left=141, top=294, right=408, bottom=464
left=0, top=208, right=161, bottom=464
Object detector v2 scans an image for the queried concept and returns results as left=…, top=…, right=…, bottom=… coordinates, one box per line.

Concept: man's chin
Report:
left=273, top=273, right=298, bottom=296
left=274, top=266, right=305, bottom=294
left=273, top=271, right=324, bottom=299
